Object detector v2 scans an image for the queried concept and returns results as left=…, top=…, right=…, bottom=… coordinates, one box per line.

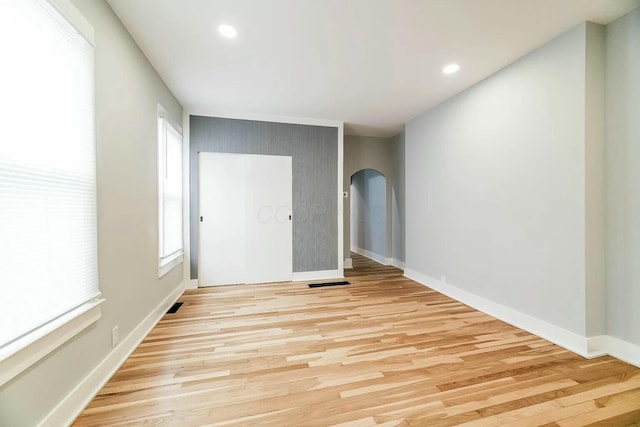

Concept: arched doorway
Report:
left=350, top=169, right=387, bottom=264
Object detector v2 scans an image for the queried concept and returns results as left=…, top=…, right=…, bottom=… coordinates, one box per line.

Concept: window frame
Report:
left=0, top=0, right=103, bottom=387
left=157, top=105, right=184, bottom=278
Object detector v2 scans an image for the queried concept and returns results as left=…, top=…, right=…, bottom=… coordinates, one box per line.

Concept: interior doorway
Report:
left=198, top=152, right=293, bottom=286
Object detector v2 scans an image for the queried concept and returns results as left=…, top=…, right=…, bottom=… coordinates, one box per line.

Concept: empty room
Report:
left=1, top=0, right=639, bottom=426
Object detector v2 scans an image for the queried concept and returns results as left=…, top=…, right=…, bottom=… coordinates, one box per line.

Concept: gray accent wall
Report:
left=605, top=7, right=640, bottom=346
left=189, top=116, right=338, bottom=277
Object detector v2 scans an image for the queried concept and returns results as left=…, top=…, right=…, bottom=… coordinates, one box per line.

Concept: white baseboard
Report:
left=390, top=259, right=405, bottom=270
left=187, top=278, right=198, bottom=290
left=40, top=282, right=186, bottom=427
left=586, top=335, right=610, bottom=358
left=344, top=258, right=353, bottom=269
left=292, top=270, right=343, bottom=282
left=351, top=248, right=405, bottom=270
left=404, top=269, right=590, bottom=357
left=404, top=268, right=640, bottom=368
left=351, top=247, right=389, bottom=266
left=588, top=335, right=640, bottom=368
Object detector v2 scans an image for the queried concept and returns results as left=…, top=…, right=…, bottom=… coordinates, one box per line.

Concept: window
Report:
left=0, top=0, right=102, bottom=385
left=157, top=108, right=184, bottom=276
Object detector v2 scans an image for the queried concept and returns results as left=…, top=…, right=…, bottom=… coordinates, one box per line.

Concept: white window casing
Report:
left=0, top=0, right=103, bottom=386
left=157, top=106, right=184, bottom=277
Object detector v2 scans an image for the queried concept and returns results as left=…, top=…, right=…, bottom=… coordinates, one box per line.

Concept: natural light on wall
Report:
left=157, top=109, right=184, bottom=277
left=0, top=0, right=101, bottom=385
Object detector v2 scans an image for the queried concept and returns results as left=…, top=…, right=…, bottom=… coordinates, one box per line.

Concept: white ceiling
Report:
left=107, top=0, right=639, bottom=137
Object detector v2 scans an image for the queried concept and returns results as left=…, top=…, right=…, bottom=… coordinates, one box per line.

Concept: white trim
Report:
left=403, top=268, right=640, bottom=367
left=187, top=279, right=198, bottom=290
left=390, top=259, right=405, bottom=270
left=157, top=105, right=184, bottom=278
left=586, top=335, right=610, bottom=358
left=344, top=258, right=353, bottom=269
left=351, top=247, right=390, bottom=266
left=0, top=298, right=104, bottom=388
left=351, top=248, right=405, bottom=270
left=587, top=335, right=640, bottom=368
left=39, top=283, right=185, bottom=427
left=292, top=270, right=344, bottom=282
left=48, top=0, right=95, bottom=45
left=337, top=122, right=345, bottom=276
left=158, top=253, right=184, bottom=278
left=182, top=112, right=193, bottom=293
left=403, top=268, right=591, bottom=357
left=185, top=108, right=343, bottom=129
left=157, top=104, right=183, bottom=134
left=0, top=0, right=101, bottom=390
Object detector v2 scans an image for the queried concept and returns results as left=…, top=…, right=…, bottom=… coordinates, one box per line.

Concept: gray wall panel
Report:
left=190, top=116, right=338, bottom=278
left=405, top=24, right=588, bottom=335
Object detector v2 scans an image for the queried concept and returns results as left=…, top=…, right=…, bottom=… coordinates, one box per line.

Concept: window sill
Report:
left=158, top=253, right=183, bottom=278
left=0, top=298, right=104, bottom=387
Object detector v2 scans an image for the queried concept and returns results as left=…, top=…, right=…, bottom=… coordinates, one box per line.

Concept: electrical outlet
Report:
left=112, top=325, right=119, bottom=347
left=441, top=275, right=447, bottom=284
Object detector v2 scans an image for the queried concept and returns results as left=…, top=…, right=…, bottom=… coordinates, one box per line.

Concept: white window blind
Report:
left=158, top=113, right=183, bottom=268
left=0, top=0, right=99, bottom=348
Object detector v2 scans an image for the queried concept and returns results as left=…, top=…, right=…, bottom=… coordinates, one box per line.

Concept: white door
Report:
left=198, top=153, right=245, bottom=286
left=198, top=153, right=292, bottom=286
left=244, top=155, right=292, bottom=284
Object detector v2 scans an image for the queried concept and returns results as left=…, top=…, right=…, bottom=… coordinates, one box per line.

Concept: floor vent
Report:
left=167, top=302, right=183, bottom=313
left=308, top=281, right=350, bottom=288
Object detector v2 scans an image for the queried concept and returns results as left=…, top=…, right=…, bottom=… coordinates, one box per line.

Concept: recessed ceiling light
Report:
left=218, top=24, right=237, bottom=39
left=442, top=63, right=460, bottom=75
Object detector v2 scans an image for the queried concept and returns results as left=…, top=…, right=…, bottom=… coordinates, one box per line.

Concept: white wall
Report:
left=406, top=24, right=591, bottom=336
left=605, top=7, right=640, bottom=346
left=0, top=1, right=184, bottom=425
left=584, top=23, right=606, bottom=337
left=391, top=131, right=405, bottom=264
left=350, top=174, right=365, bottom=254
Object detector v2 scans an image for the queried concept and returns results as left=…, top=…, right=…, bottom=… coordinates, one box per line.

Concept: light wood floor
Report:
left=74, top=254, right=640, bottom=426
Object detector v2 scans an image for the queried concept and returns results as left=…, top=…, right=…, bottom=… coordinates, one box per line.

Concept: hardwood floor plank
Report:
left=73, top=254, right=640, bottom=426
